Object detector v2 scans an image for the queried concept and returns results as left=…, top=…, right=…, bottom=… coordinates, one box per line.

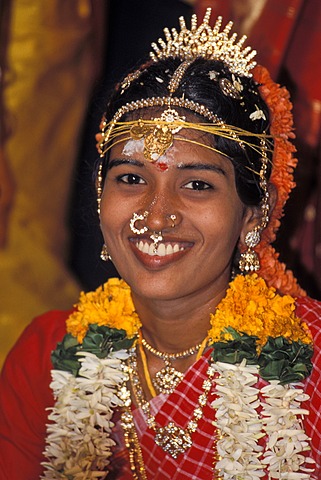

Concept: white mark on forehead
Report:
left=122, top=138, right=144, bottom=156
left=121, top=137, right=180, bottom=168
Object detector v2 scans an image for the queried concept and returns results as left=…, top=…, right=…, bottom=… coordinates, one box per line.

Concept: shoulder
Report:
left=295, top=295, right=321, bottom=363
left=296, top=297, right=321, bottom=476
left=0, top=309, right=72, bottom=478
left=296, top=296, right=321, bottom=343
left=3, top=308, right=72, bottom=372
left=0, top=309, right=72, bottom=399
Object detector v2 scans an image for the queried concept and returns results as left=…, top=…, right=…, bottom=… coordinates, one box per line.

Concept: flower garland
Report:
left=252, top=66, right=305, bottom=298
left=42, top=275, right=315, bottom=479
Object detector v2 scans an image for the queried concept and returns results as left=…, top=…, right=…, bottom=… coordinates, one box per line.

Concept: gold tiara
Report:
left=150, top=8, right=257, bottom=77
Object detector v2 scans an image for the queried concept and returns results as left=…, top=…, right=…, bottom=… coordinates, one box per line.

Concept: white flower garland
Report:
left=42, top=354, right=315, bottom=479
left=41, top=351, right=128, bottom=479
left=211, top=361, right=315, bottom=480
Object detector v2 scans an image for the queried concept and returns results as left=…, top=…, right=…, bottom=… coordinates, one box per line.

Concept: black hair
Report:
left=101, top=56, right=272, bottom=207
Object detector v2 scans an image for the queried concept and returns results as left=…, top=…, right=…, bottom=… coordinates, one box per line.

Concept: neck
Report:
left=131, top=281, right=228, bottom=353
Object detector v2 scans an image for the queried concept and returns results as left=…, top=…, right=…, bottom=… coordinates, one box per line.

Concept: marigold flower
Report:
left=208, top=274, right=312, bottom=349
left=66, top=278, right=141, bottom=343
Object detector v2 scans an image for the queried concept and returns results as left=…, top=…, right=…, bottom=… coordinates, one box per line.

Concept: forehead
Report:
left=109, top=131, right=234, bottom=176
left=111, top=106, right=231, bottom=166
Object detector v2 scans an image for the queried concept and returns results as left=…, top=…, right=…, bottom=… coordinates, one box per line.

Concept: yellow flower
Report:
left=66, top=278, right=141, bottom=343
left=208, top=274, right=312, bottom=350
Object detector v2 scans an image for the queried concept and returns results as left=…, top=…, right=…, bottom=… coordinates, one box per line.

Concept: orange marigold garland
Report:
left=252, top=65, right=306, bottom=297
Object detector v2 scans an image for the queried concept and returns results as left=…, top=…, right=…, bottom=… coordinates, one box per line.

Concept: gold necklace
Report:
left=141, top=334, right=204, bottom=394
left=128, top=346, right=215, bottom=459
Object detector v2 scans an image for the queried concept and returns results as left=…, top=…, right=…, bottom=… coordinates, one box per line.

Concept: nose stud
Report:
left=169, top=214, right=176, bottom=228
left=129, top=211, right=149, bottom=235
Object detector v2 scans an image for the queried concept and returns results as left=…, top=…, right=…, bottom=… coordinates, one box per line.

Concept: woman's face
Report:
left=100, top=128, right=257, bottom=303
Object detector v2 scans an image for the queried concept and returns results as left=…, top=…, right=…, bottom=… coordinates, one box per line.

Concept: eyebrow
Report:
left=177, top=162, right=227, bottom=176
left=107, top=158, right=144, bottom=170
left=108, top=158, right=227, bottom=176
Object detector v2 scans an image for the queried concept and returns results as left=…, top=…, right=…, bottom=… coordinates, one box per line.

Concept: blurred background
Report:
left=1, top=0, right=320, bottom=368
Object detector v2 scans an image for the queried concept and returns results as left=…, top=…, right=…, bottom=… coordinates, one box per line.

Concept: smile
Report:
left=135, top=240, right=184, bottom=257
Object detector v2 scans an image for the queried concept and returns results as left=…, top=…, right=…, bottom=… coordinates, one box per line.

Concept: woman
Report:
left=1, top=9, right=321, bottom=479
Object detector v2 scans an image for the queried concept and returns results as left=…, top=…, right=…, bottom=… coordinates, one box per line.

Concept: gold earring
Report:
left=239, top=229, right=260, bottom=272
left=100, top=244, right=111, bottom=262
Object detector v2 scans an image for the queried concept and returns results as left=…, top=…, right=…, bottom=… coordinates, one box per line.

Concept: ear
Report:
left=239, top=183, right=277, bottom=246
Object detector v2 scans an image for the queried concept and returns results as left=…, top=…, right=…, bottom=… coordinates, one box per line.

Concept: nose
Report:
left=144, top=193, right=181, bottom=232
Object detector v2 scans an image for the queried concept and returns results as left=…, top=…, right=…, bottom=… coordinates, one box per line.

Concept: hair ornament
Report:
left=208, top=70, right=219, bottom=81
left=120, top=70, right=144, bottom=94
left=219, top=77, right=243, bottom=100
left=150, top=8, right=257, bottom=78
left=250, top=104, right=267, bottom=121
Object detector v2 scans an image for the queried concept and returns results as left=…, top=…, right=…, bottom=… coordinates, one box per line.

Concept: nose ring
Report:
left=169, top=214, right=176, bottom=228
left=130, top=211, right=149, bottom=235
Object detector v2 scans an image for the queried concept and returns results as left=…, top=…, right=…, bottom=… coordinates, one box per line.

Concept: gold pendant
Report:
left=154, top=422, right=192, bottom=458
left=153, top=358, right=184, bottom=394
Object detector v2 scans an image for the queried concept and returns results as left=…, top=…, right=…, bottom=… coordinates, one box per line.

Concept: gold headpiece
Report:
left=96, top=9, right=269, bottom=218
left=150, top=8, right=257, bottom=77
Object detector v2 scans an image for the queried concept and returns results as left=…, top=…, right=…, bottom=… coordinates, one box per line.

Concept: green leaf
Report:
left=258, top=337, right=313, bottom=384
left=211, top=327, right=258, bottom=364
left=51, top=333, right=83, bottom=376
left=51, top=324, right=137, bottom=377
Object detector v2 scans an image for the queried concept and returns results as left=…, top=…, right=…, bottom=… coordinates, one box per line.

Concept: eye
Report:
left=183, top=180, right=212, bottom=191
left=116, top=173, right=146, bottom=185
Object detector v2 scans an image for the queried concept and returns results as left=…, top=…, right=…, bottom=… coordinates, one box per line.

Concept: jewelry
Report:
left=239, top=229, right=261, bottom=272
left=141, top=336, right=204, bottom=359
left=150, top=9, right=257, bottom=78
left=131, top=108, right=186, bottom=162
left=128, top=347, right=216, bottom=459
left=130, top=211, right=149, bottom=235
left=169, top=214, right=176, bottom=228
left=239, top=138, right=270, bottom=273
left=100, top=244, right=111, bottom=262
left=149, top=231, right=163, bottom=254
left=141, top=335, right=204, bottom=395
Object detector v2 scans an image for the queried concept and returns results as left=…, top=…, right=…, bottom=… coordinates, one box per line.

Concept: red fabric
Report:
left=297, top=296, right=321, bottom=476
left=0, top=298, right=321, bottom=479
left=0, top=310, right=69, bottom=480
left=139, top=351, right=216, bottom=479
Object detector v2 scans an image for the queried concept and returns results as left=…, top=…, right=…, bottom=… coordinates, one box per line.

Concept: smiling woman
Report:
left=1, top=8, right=321, bottom=480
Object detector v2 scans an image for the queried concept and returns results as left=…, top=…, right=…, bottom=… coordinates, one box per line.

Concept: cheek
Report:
left=99, top=191, right=121, bottom=236
left=202, top=201, right=245, bottom=245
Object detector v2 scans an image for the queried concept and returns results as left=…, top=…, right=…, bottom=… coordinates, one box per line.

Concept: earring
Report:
left=239, top=229, right=260, bottom=272
left=129, top=211, right=149, bottom=234
left=100, top=244, right=111, bottom=262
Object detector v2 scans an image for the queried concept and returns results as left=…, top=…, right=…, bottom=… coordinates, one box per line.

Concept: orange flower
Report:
left=66, top=278, right=141, bottom=343
left=252, top=66, right=305, bottom=297
left=208, top=274, right=311, bottom=350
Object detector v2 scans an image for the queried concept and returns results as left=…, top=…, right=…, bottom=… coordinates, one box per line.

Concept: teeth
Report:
left=135, top=241, right=183, bottom=256
left=157, top=243, right=166, bottom=256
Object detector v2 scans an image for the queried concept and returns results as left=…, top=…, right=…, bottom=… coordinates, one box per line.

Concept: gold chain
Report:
left=141, top=336, right=203, bottom=359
